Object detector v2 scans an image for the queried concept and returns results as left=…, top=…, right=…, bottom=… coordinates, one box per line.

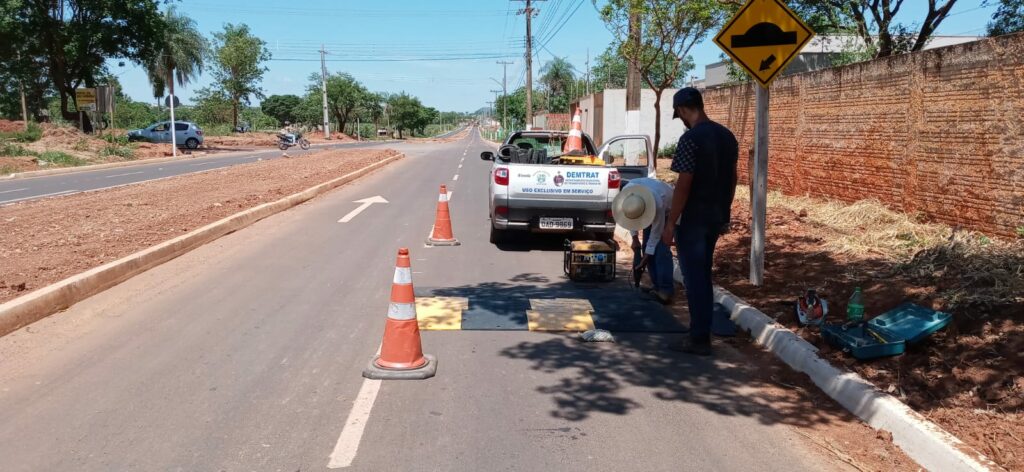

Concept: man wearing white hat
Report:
left=612, top=177, right=675, bottom=305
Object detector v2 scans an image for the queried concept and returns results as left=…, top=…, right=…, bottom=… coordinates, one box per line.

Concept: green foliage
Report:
left=0, top=122, right=42, bottom=143
left=0, top=143, right=34, bottom=157
left=238, top=107, right=277, bottom=131
left=986, top=0, right=1024, bottom=36
left=387, top=92, right=436, bottom=138
left=189, top=87, right=234, bottom=128
left=1016, top=226, right=1024, bottom=239
left=99, top=143, right=135, bottom=159
left=145, top=6, right=208, bottom=102
left=261, top=94, right=302, bottom=125
left=209, top=23, right=271, bottom=128
left=102, top=133, right=130, bottom=146
left=658, top=142, right=676, bottom=158
left=37, top=151, right=86, bottom=167
left=540, top=57, right=576, bottom=113
left=113, top=100, right=164, bottom=130
left=308, top=72, right=370, bottom=135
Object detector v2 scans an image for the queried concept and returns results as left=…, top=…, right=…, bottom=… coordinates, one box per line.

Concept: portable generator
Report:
left=563, top=240, right=617, bottom=282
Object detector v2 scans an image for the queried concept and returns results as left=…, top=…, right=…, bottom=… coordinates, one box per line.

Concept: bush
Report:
left=37, top=151, right=86, bottom=167
left=658, top=142, right=677, bottom=158
left=0, top=143, right=34, bottom=157
left=102, top=134, right=130, bottom=145
left=0, top=122, right=43, bottom=143
left=99, top=144, right=135, bottom=160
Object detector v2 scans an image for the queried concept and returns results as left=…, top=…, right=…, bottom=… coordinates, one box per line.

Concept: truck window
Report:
left=603, top=137, right=649, bottom=167
left=508, top=135, right=595, bottom=159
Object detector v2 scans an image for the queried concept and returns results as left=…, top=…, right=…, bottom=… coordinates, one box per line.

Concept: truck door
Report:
left=596, top=135, right=654, bottom=184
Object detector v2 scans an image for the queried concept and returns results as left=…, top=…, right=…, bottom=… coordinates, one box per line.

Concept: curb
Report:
left=612, top=225, right=1003, bottom=472
left=0, top=152, right=404, bottom=337
left=1, top=140, right=400, bottom=181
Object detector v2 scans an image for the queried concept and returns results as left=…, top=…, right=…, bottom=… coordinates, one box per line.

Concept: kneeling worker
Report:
left=612, top=177, right=674, bottom=304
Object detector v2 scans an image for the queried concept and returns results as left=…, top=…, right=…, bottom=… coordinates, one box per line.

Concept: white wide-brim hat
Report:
left=611, top=184, right=657, bottom=232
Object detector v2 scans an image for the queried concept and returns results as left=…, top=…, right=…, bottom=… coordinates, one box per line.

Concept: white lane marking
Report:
left=458, top=164, right=463, bottom=169
left=0, top=187, right=28, bottom=194
left=453, top=174, right=459, bottom=181
left=338, top=196, right=388, bottom=223
left=463, top=151, right=466, bottom=156
left=189, top=161, right=216, bottom=167
left=327, top=346, right=383, bottom=469
left=0, top=189, right=77, bottom=205
left=104, top=171, right=144, bottom=179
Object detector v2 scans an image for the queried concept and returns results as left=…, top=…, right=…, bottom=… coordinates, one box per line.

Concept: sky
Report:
left=111, top=0, right=1000, bottom=113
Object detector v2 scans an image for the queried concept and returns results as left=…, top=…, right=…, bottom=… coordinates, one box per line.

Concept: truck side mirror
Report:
left=480, top=151, right=494, bottom=161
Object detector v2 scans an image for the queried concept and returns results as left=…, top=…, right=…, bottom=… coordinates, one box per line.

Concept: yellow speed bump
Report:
left=416, top=297, right=468, bottom=330
left=527, top=298, right=595, bottom=332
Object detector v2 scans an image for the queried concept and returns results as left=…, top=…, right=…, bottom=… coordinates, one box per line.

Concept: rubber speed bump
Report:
left=527, top=298, right=595, bottom=332
left=416, top=297, right=468, bottom=330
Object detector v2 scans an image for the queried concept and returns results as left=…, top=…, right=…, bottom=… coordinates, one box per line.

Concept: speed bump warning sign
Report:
left=713, top=0, right=814, bottom=88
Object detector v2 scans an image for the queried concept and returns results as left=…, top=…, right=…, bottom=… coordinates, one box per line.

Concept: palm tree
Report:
left=539, top=57, right=576, bottom=113
left=146, top=7, right=207, bottom=115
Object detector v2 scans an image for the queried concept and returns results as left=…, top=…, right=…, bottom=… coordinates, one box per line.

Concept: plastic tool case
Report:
left=821, top=302, right=952, bottom=360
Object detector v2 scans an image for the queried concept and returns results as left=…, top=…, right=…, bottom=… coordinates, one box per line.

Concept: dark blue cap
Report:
left=672, top=87, right=704, bottom=118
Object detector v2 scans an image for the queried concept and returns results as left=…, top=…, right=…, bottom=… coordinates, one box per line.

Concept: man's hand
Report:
left=634, top=254, right=651, bottom=271
left=661, top=225, right=674, bottom=247
left=631, top=237, right=642, bottom=252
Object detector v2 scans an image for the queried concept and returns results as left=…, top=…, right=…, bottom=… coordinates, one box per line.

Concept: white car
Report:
left=481, top=130, right=654, bottom=244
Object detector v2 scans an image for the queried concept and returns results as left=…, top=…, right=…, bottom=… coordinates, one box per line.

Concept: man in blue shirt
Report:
left=661, top=87, right=739, bottom=356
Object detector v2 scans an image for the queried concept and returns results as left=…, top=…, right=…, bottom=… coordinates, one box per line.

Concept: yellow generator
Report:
left=563, top=240, right=617, bottom=282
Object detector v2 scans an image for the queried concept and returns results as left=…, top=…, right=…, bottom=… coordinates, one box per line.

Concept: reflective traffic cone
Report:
left=426, top=184, right=460, bottom=246
left=563, top=107, right=584, bottom=153
left=363, top=248, right=437, bottom=380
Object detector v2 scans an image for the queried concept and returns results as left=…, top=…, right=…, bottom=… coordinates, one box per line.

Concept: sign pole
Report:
left=750, top=84, right=769, bottom=286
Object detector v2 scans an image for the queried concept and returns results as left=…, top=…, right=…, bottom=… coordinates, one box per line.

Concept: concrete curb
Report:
left=0, top=140, right=400, bottom=180
left=0, top=152, right=404, bottom=337
left=611, top=224, right=1003, bottom=472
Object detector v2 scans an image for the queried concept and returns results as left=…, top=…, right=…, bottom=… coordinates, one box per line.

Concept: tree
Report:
left=986, top=0, right=1024, bottom=36
left=145, top=7, right=207, bottom=118
left=591, top=46, right=628, bottom=92
left=261, top=94, right=302, bottom=125
left=387, top=92, right=436, bottom=139
left=540, top=57, right=576, bottom=113
left=600, top=0, right=726, bottom=163
left=209, top=23, right=271, bottom=129
left=307, top=72, right=368, bottom=136
left=6, top=0, right=166, bottom=131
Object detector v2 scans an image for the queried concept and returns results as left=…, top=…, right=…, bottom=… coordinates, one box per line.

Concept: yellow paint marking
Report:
left=527, top=298, right=595, bottom=332
left=416, top=297, right=468, bottom=330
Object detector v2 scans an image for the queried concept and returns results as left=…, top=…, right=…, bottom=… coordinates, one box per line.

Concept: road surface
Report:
left=0, top=129, right=843, bottom=471
left=0, top=139, right=393, bottom=205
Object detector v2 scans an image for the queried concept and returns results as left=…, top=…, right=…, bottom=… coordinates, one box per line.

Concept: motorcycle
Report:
left=277, top=132, right=310, bottom=151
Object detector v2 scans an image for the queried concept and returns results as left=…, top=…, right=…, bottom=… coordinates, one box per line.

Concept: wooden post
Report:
left=19, top=82, right=28, bottom=130
left=750, top=85, right=769, bottom=286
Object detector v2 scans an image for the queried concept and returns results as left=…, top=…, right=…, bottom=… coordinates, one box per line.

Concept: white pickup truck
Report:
left=481, top=130, right=654, bottom=244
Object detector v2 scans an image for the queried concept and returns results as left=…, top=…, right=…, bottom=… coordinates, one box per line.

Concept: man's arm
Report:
left=662, top=174, right=692, bottom=246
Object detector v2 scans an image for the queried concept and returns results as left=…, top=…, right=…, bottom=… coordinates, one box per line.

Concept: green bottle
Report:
left=847, top=287, right=865, bottom=323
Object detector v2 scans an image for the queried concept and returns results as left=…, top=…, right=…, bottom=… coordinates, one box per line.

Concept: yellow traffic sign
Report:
left=713, top=0, right=814, bottom=88
left=75, top=87, right=97, bottom=111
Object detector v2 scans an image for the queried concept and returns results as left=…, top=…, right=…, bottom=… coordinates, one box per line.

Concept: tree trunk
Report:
left=652, top=88, right=662, bottom=170
left=232, top=96, right=239, bottom=130
left=59, top=87, right=93, bottom=133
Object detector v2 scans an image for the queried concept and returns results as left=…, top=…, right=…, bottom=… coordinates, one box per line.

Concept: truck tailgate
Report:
left=508, top=165, right=611, bottom=204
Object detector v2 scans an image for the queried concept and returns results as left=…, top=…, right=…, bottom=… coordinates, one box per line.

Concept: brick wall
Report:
left=704, top=33, right=1024, bottom=238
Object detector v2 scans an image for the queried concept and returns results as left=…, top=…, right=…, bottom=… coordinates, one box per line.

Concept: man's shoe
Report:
left=650, top=291, right=673, bottom=305
left=668, top=339, right=712, bottom=356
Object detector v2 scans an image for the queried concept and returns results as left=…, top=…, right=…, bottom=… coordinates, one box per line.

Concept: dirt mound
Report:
left=0, top=156, right=38, bottom=174
left=203, top=133, right=279, bottom=148
left=0, top=120, right=26, bottom=133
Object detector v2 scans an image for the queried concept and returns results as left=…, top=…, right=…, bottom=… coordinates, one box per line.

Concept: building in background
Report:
left=572, top=88, right=686, bottom=151
left=533, top=112, right=570, bottom=131
left=704, top=35, right=982, bottom=89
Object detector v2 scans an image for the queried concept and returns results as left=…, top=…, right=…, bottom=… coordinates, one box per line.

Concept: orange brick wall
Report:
left=703, top=33, right=1024, bottom=238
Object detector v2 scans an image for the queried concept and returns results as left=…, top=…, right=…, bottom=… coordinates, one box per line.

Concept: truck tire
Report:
left=489, top=226, right=506, bottom=245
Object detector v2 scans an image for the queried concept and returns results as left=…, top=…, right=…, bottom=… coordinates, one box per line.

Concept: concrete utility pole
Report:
left=625, top=8, right=641, bottom=135
left=19, top=82, right=28, bottom=130
left=750, top=85, right=769, bottom=286
left=514, top=0, right=544, bottom=130
left=496, top=60, right=512, bottom=130
left=320, top=44, right=331, bottom=139
left=585, top=48, right=590, bottom=96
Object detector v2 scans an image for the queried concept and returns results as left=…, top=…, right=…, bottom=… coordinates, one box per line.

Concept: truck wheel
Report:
left=489, top=226, right=506, bottom=244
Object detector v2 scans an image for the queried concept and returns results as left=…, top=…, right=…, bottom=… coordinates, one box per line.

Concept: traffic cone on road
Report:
left=363, top=248, right=437, bottom=380
left=563, top=107, right=584, bottom=153
left=426, top=184, right=460, bottom=246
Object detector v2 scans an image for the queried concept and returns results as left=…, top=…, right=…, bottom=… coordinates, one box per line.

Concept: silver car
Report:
left=127, top=121, right=205, bottom=149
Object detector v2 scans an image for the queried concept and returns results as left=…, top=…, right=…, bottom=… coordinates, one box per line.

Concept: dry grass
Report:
left=734, top=185, right=1024, bottom=307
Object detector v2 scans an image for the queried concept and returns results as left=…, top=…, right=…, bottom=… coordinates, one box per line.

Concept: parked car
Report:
left=127, top=121, right=205, bottom=149
left=481, top=129, right=654, bottom=244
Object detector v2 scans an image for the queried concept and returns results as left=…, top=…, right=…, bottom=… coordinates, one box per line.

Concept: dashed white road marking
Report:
left=0, top=189, right=77, bottom=205
left=458, top=164, right=463, bottom=169
left=104, top=171, right=144, bottom=179
left=453, top=174, right=459, bottom=181
left=189, top=161, right=216, bottom=167
left=0, top=187, right=28, bottom=194
left=327, top=346, right=382, bottom=469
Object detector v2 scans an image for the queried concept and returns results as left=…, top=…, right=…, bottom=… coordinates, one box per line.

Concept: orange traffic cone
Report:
left=363, top=248, right=437, bottom=380
left=426, top=184, right=460, bottom=246
left=563, top=107, right=584, bottom=153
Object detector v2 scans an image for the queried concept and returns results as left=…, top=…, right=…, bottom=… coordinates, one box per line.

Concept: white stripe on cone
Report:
left=438, top=192, right=448, bottom=202
left=568, top=129, right=582, bottom=137
left=393, top=267, right=412, bottom=284
left=387, top=302, right=417, bottom=321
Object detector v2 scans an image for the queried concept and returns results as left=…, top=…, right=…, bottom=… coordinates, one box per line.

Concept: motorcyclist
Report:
left=279, top=121, right=297, bottom=145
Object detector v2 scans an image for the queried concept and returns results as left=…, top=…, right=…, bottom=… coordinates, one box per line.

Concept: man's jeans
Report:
left=675, top=224, right=720, bottom=344
left=633, top=227, right=675, bottom=296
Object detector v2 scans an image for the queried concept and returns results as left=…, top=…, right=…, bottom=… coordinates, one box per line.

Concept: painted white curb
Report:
left=0, top=152, right=404, bottom=337
left=613, top=225, right=1003, bottom=472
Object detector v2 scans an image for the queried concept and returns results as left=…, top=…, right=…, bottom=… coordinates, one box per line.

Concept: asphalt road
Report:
left=0, top=129, right=842, bottom=471
left=0, top=139, right=393, bottom=205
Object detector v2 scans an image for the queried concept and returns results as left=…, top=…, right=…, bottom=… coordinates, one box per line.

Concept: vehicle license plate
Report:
left=539, top=217, right=573, bottom=230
